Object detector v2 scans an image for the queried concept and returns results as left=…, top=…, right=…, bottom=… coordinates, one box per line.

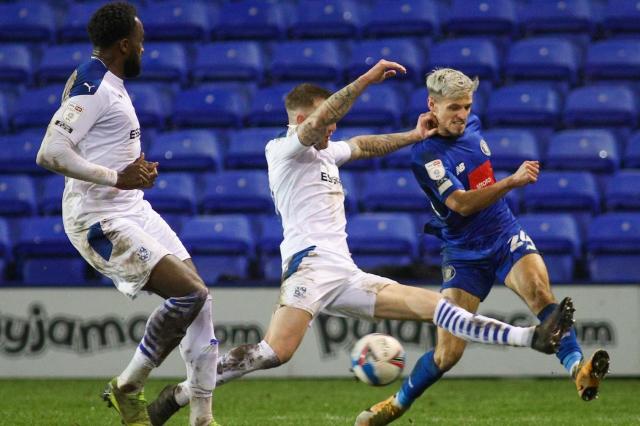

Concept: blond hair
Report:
left=426, top=68, right=479, bottom=100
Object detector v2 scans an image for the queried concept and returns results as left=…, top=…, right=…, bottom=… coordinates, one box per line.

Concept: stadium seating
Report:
left=14, top=217, right=76, bottom=259
left=444, top=0, right=517, bottom=37
left=141, top=2, right=209, bottom=41
left=362, top=0, right=439, bottom=38
left=22, top=258, right=87, bottom=285
left=428, top=38, right=500, bottom=83
left=0, top=93, right=9, bottom=134
left=270, top=40, right=343, bottom=82
left=58, top=2, right=99, bottom=43
left=587, top=213, right=640, bottom=282
left=546, top=129, right=620, bottom=173
left=522, top=171, right=599, bottom=214
left=172, top=84, right=249, bottom=128
left=199, top=171, right=272, bottom=215
left=246, top=84, right=291, bottom=127
left=0, top=175, right=36, bottom=217
left=0, top=130, right=46, bottom=175
left=341, top=86, right=403, bottom=127
left=147, top=130, right=222, bottom=172
left=624, top=132, right=640, bottom=168
left=38, top=175, right=64, bottom=216
left=605, top=170, right=640, bottom=212
left=143, top=173, right=196, bottom=215
left=36, top=44, right=92, bottom=84
left=192, top=42, right=265, bottom=83
left=486, top=84, right=562, bottom=126
left=504, top=37, right=580, bottom=85
left=126, top=83, right=171, bottom=129
left=11, top=85, right=62, bottom=130
left=518, top=214, right=581, bottom=282
left=585, top=39, right=640, bottom=81
left=359, top=170, right=426, bottom=212
left=213, top=0, right=287, bottom=40
left=494, top=171, right=521, bottom=215
left=0, top=44, right=32, bottom=84
left=289, top=0, right=362, bottom=39
left=346, top=39, right=426, bottom=84
left=339, top=171, right=359, bottom=214
left=563, top=85, right=638, bottom=128
left=139, top=43, right=188, bottom=83
left=518, top=0, right=595, bottom=35
left=225, top=128, right=277, bottom=169
left=602, top=0, right=640, bottom=35
left=257, top=215, right=283, bottom=281
left=482, top=128, right=540, bottom=171
left=0, top=2, right=55, bottom=42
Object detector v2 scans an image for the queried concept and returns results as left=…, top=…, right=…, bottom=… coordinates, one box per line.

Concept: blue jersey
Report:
left=411, top=114, right=518, bottom=250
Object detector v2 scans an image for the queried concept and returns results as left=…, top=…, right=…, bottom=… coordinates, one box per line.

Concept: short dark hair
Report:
left=285, top=83, right=332, bottom=112
left=87, top=2, right=137, bottom=49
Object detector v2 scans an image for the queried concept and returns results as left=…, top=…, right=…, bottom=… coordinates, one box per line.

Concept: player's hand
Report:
left=509, top=160, right=539, bottom=188
left=360, top=59, right=406, bottom=85
left=414, top=112, right=439, bottom=139
left=115, top=153, right=157, bottom=189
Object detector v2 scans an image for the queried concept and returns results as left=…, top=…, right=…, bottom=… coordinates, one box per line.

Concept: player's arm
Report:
left=446, top=160, right=539, bottom=216
left=36, top=129, right=158, bottom=189
left=296, top=59, right=407, bottom=147
left=346, top=112, right=438, bottom=161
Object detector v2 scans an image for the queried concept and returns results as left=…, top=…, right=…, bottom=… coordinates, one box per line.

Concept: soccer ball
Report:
left=350, top=333, right=406, bottom=386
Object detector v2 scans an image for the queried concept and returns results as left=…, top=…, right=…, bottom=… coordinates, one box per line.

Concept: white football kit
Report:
left=266, top=128, right=396, bottom=319
left=45, top=58, right=188, bottom=297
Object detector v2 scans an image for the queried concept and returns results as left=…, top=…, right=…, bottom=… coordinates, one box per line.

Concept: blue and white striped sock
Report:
left=434, top=298, right=534, bottom=347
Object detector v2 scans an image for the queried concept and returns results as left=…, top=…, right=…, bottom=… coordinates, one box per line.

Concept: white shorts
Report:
left=67, top=201, right=190, bottom=298
left=279, top=247, right=397, bottom=320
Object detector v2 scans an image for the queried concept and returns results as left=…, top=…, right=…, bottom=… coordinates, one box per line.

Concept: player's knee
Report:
left=434, top=344, right=465, bottom=371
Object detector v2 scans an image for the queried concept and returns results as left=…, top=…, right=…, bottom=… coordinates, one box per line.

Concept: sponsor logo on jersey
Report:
left=136, top=246, right=150, bottom=262
left=54, top=120, right=73, bottom=134
left=456, top=162, right=465, bottom=175
left=320, top=171, right=341, bottom=185
left=480, top=139, right=491, bottom=156
left=129, top=128, right=141, bottom=139
left=442, top=265, right=456, bottom=282
left=467, top=160, right=496, bottom=190
left=62, top=103, right=83, bottom=124
left=436, top=177, right=453, bottom=195
left=83, top=82, right=95, bottom=93
left=425, top=159, right=445, bottom=180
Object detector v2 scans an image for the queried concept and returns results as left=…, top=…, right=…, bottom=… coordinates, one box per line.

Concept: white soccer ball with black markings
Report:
left=350, top=333, right=406, bottom=386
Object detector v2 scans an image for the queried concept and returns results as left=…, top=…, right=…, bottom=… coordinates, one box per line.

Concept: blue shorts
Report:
left=440, top=224, right=539, bottom=301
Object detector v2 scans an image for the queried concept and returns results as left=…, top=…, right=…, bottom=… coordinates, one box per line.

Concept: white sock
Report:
left=117, top=347, right=155, bottom=393
left=434, top=298, right=534, bottom=347
left=190, top=395, right=212, bottom=426
left=217, top=339, right=280, bottom=385
left=175, top=380, right=191, bottom=407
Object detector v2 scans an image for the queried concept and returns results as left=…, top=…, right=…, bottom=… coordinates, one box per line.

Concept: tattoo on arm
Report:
left=347, top=132, right=419, bottom=160
left=297, top=79, right=366, bottom=147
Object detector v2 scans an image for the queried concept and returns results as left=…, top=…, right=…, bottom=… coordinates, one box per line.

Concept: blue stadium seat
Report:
left=257, top=215, right=283, bottom=281
left=38, top=175, right=64, bottom=216
left=486, top=84, right=561, bottom=126
left=0, top=175, right=35, bottom=216
left=0, top=218, right=9, bottom=259
left=602, top=0, right=640, bottom=35
left=340, top=172, right=359, bottom=214
left=226, top=128, right=278, bottom=169
left=192, top=42, right=265, bottom=82
left=14, top=217, right=76, bottom=259
left=142, top=2, right=209, bottom=41
left=143, top=173, right=196, bottom=215
left=0, top=2, right=55, bottom=42
left=0, top=130, right=45, bottom=174
left=624, top=131, right=640, bottom=168
left=58, top=2, right=100, bottom=42
left=140, top=43, right=188, bottom=83
left=11, top=85, right=62, bottom=130
left=347, top=213, right=418, bottom=269
left=341, top=86, right=403, bottom=127
left=546, top=129, right=620, bottom=173
left=270, top=40, right=343, bottom=81
left=172, top=85, right=249, bottom=128
left=148, top=130, right=222, bottom=172
left=330, top=128, right=379, bottom=171
left=212, top=0, right=287, bottom=40
left=428, top=38, right=500, bottom=83
left=22, top=258, right=87, bottom=285
left=289, top=0, right=362, bottom=39
left=192, top=255, right=250, bottom=285
left=563, top=85, right=638, bottom=128
left=505, top=37, right=579, bottom=85
left=518, top=213, right=580, bottom=283
left=523, top=171, right=599, bottom=214
left=519, top=0, right=595, bottom=35
left=605, top=170, right=640, bottom=211
left=363, top=0, right=438, bottom=38
left=587, top=213, right=640, bottom=282
left=0, top=93, right=8, bottom=133
left=482, top=128, right=540, bottom=171
left=584, top=39, right=640, bottom=81
left=127, top=84, right=171, bottom=129
left=36, top=44, right=92, bottom=84
left=360, top=170, right=426, bottom=212
left=444, top=0, right=517, bottom=36
left=199, top=171, right=272, bottom=214
left=246, top=84, right=291, bottom=127
left=346, top=39, right=426, bottom=84
left=0, top=44, right=32, bottom=84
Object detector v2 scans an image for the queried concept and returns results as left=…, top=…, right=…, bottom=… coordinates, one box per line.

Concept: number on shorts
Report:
left=509, top=230, right=536, bottom=253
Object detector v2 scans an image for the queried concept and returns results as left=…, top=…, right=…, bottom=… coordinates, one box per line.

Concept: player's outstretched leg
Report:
left=103, top=377, right=151, bottom=426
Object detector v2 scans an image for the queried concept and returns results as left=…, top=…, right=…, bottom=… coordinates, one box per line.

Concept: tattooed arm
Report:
left=296, top=59, right=407, bottom=147
left=346, top=112, right=439, bottom=161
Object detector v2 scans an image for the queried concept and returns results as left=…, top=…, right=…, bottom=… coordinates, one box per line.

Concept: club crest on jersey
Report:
left=137, top=246, right=150, bottom=262
left=425, top=159, right=445, bottom=180
left=442, top=265, right=456, bottom=282
left=480, top=139, right=491, bottom=156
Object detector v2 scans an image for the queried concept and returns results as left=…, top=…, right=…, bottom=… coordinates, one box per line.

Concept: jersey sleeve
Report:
left=265, top=131, right=310, bottom=161
left=411, top=144, right=464, bottom=203
left=325, top=140, right=352, bottom=166
left=48, top=91, right=108, bottom=146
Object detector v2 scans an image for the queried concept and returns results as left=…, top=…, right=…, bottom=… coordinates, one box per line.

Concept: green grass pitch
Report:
left=1, top=378, right=638, bottom=425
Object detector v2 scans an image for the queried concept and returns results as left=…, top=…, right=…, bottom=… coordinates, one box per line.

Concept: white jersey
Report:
left=265, top=128, right=353, bottom=266
left=48, top=58, right=144, bottom=232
